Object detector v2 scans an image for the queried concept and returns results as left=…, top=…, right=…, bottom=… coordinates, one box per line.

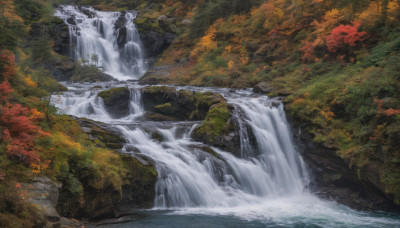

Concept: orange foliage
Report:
left=0, top=0, right=23, bottom=22
left=384, top=108, right=400, bottom=116
left=374, top=97, right=400, bottom=117
left=321, top=108, right=334, bottom=120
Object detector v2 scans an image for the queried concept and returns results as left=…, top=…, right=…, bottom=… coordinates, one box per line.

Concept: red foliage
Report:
left=325, top=24, right=367, bottom=53
left=301, top=42, right=314, bottom=61
left=0, top=81, right=12, bottom=102
left=374, top=97, right=400, bottom=117
left=384, top=108, right=400, bottom=116
left=0, top=50, right=16, bottom=81
left=0, top=104, right=40, bottom=163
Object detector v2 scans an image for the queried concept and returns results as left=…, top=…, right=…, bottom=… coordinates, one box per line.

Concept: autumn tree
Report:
left=325, top=23, right=367, bottom=60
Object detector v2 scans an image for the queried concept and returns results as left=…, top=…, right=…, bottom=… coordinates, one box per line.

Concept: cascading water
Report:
left=54, top=5, right=146, bottom=80
left=53, top=84, right=310, bottom=207
left=52, top=83, right=400, bottom=227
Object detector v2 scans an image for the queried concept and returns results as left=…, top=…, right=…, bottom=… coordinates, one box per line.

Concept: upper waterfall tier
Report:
left=55, top=5, right=147, bottom=81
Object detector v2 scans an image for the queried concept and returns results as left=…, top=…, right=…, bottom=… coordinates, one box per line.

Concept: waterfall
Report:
left=52, top=84, right=310, bottom=208
left=54, top=5, right=146, bottom=80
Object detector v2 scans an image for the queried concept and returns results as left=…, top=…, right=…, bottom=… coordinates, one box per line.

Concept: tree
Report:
left=31, top=36, right=52, bottom=64
left=325, top=23, right=367, bottom=55
left=0, top=104, right=40, bottom=163
left=91, top=53, right=99, bottom=67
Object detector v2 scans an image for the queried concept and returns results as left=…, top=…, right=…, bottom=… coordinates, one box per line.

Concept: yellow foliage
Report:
left=0, top=0, right=23, bottom=22
left=31, top=160, right=50, bottom=174
left=358, top=2, right=381, bottom=29
left=190, top=19, right=220, bottom=60
left=25, top=75, right=37, bottom=88
left=228, top=60, right=235, bottom=69
left=321, top=108, right=334, bottom=121
left=53, top=132, right=83, bottom=152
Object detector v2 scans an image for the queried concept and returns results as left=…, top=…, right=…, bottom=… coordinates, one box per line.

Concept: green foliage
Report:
left=190, top=0, right=261, bottom=37
left=0, top=17, right=24, bottom=51
left=31, top=37, right=52, bottom=64
left=14, top=0, right=44, bottom=24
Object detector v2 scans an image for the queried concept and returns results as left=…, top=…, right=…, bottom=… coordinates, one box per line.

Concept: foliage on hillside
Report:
left=138, top=0, right=400, bottom=205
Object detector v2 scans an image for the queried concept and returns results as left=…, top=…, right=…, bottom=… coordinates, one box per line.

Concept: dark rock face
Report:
left=114, top=12, right=127, bottom=30
left=51, top=57, right=75, bottom=81
left=115, top=12, right=127, bottom=49
left=142, top=86, right=223, bottom=121
left=289, top=118, right=400, bottom=211
left=98, top=87, right=131, bottom=118
left=139, top=30, right=176, bottom=58
left=54, top=23, right=71, bottom=56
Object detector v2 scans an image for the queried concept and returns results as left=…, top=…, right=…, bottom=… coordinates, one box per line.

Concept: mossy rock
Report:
left=142, top=86, right=225, bottom=121
left=191, top=102, right=240, bottom=154
left=192, top=102, right=230, bottom=140
left=74, top=117, right=126, bottom=150
left=154, top=102, right=174, bottom=114
left=70, top=65, right=116, bottom=83
left=120, top=155, right=158, bottom=209
left=98, top=87, right=131, bottom=118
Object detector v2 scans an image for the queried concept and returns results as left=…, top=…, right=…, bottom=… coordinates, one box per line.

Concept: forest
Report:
left=0, top=0, right=400, bottom=227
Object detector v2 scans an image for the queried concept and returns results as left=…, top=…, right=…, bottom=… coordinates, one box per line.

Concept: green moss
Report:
left=98, top=87, right=128, bottom=100
left=154, top=102, right=174, bottom=114
left=144, top=86, right=176, bottom=94
left=135, top=17, right=162, bottom=33
left=194, top=102, right=230, bottom=141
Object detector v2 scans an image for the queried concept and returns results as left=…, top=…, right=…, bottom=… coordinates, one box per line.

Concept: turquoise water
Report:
left=98, top=196, right=400, bottom=228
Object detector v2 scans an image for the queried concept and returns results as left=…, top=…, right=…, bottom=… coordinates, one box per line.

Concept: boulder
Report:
left=181, top=19, right=191, bottom=25
left=51, top=58, right=75, bottom=81
left=73, top=117, right=126, bottom=150
left=254, top=82, right=274, bottom=94
left=157, top=15, right=170, bottom=28
left=98, top=87, right=131, bottom=118
left=70, top=64, right=117, bottom=82
left=191, top=102, right=241, bottom=154
left=26, top=176, right=61, bottom=222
